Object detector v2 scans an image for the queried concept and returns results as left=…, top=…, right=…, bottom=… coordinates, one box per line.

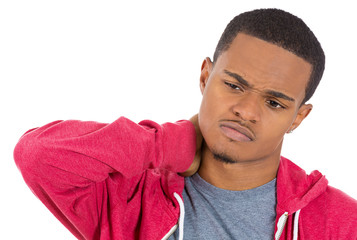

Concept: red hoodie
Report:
left=14, top=117, right=357, bottom=239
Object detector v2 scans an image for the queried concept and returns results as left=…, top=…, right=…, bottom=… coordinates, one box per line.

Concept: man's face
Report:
left=199, top=33, right=312, bottom=163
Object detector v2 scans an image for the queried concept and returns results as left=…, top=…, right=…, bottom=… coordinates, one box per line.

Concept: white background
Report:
left=1, top=1, right=356, bottom=239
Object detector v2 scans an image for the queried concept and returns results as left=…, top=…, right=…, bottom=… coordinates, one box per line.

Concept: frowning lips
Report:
left=219, top=121, right=255, bottom=142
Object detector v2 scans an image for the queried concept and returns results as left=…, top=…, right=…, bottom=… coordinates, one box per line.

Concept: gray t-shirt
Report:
left=168, top=173, right=276, bottom=240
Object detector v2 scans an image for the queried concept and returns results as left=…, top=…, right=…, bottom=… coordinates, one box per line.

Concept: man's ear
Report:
left=287, top=104, right=313, bottom=133
left=200, top=57, right=213, bottom=94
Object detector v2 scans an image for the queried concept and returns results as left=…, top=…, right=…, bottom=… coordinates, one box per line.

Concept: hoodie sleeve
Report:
left=13, top=116, right=196, bottom=239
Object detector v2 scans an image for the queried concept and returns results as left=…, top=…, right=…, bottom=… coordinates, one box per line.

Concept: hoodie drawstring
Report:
left=293, top=209, right=301, bottom=240
left=173, top=192, right=185, bottom=240
left=275, top=212, right=288, bottom=240
left=275, top=210, right=301, bottom=240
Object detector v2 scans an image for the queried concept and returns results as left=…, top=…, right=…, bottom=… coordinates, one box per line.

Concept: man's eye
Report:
left=267, top=100, right=284, bottom=109
left=225, top=82, right=241, bottom=90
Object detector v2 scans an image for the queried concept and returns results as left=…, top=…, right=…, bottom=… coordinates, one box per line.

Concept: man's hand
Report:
left=180, top=114, right=202, bottom=177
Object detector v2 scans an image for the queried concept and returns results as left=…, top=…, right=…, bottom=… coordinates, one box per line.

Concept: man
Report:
left=14, top=8, right=357, bottom=240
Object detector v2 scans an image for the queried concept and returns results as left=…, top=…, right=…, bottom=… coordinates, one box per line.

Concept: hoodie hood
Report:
left=276, top=157, right=328, bottom=215
left=273, top=157, right=329, bottom=239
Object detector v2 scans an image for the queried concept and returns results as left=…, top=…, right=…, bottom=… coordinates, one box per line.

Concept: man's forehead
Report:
left=227, top=33, right=310, bottom=64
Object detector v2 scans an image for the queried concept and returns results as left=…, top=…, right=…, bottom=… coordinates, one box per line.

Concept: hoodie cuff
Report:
left=160, top=120, right=196, bottom=173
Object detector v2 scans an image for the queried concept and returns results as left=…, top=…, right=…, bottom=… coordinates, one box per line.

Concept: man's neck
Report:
left=197, top=147, right=280, bottom=191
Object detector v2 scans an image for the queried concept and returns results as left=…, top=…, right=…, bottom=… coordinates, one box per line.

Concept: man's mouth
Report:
left=219, top=121, right=255, bottom=142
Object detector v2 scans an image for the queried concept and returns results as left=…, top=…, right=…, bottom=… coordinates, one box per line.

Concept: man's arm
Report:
left=14, top=117, right=196, bottom=239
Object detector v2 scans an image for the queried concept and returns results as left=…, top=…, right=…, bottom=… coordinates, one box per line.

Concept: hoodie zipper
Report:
left=275, top=212, right=289, bottom=240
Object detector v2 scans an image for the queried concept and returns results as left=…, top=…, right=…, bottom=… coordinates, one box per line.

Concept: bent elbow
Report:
left=14, top=129, right=45, bottom=182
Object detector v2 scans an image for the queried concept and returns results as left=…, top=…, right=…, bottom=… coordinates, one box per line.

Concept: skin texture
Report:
left=193, top=33, right=313, bottom=191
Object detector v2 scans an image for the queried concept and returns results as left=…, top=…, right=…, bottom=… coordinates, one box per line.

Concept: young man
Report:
left=14, top=8, right=357, bottom=240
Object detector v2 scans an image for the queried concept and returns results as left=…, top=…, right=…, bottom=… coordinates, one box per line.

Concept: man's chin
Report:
left=213, top=152, right=239, bottom=164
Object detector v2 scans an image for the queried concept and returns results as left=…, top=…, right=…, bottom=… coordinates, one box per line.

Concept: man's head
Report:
left=213, top=8, right=325, bottom=105
left=198, top=9, right=324, bottom=165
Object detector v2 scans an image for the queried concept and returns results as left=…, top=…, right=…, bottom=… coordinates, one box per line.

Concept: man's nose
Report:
left=231, top=93, right=261, bottom=123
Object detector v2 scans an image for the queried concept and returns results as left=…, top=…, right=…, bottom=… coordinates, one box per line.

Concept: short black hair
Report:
left=213, top=8, right=325, bottom=104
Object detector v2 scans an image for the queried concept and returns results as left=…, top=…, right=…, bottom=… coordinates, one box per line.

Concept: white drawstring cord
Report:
left=173, top=192, right=185, bottom=240
left=293, top=209, right=301, bottom=240
left=275, top=212, right=288, bottom=240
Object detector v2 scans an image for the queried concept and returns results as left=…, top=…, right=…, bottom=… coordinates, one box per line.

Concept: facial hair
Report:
left=213, top=151, right=238, bottom=164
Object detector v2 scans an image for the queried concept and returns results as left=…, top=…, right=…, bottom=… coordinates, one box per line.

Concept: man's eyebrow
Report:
left=224, top=69, right=295, bottom=102
left=265, top=90, right=295, bottom=102
left=224, top=70, right=251, bottom=88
